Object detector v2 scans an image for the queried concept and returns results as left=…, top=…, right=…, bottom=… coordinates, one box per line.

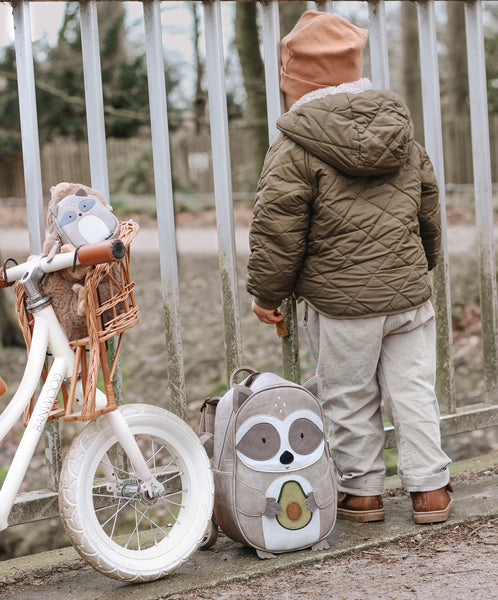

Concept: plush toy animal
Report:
left=41, top=182, right=119, bottom=341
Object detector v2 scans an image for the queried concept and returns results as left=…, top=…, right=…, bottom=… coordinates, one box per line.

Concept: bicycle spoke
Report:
left=162, top=498, right=183, bottom=524
left=132, top=503, right=171, bottom=537
left=157, top=469, right=183, bottom=484
left=94, top=501, right=121, bottom=512
left=99, top=459, right=133, bottom=479
left=109, top=497, right=122, bottom=540
left=161, top=490, right=183, bottom=500
left=125, top=504, right=146, bottom=550
left=99, top=495, right=136, bottom=529
left=92, top=492, right=127, bottom=501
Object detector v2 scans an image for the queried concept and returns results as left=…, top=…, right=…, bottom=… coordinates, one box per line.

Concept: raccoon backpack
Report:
left=199, top=366, right=337, bottom=559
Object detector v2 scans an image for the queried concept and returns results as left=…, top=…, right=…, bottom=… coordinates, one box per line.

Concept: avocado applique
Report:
left=276, top=480, right=312, bottom=530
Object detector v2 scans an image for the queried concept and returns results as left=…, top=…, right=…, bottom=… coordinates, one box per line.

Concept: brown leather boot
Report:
left=410, top=483, right=454, bottom=524
left=337, top=492, right=385, bottom=522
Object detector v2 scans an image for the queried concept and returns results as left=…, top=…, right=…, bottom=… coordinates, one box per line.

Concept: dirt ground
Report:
left=166, top=517, right=498, bottom=600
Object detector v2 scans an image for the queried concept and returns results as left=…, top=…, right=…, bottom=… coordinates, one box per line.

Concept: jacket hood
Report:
left=277, top=82, right=414, bottom=176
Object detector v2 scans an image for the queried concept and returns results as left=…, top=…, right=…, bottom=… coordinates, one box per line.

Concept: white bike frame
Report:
left=0, top=249, right=164, bottom=531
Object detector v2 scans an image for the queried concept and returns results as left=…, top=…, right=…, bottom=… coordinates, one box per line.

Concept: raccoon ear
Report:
left=303, top=375, right=322, bottom=400
left=75, top=188, right=88, bottom=197
left=232, top=385, right=252, bottom=412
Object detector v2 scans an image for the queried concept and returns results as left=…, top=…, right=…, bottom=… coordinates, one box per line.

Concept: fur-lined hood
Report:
left=276, top=79, right=415, bottom=176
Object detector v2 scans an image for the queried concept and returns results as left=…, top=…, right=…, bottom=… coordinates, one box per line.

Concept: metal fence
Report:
left=2, top=0, right=498, bottom=527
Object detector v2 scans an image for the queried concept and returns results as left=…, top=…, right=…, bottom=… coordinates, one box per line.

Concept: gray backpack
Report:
left=199, top=367, right=337, bottom=559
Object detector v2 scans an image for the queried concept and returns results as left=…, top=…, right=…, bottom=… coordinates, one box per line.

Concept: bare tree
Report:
left=279, top=1, right=308, bottom=37
left=234, top=2, right=307, bottom=185
left=234, top=2, right=268, bottom=183
left=190, top=1, right=207, bottom=134
left=446, top=0, right=469, bottom=116
left=445, top=1, right=470, bottom=183
left=400, top=1, right=424, bottom=144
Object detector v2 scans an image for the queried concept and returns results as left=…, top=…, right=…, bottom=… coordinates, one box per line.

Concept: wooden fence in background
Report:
left=1, top=115, right=497, bottom=199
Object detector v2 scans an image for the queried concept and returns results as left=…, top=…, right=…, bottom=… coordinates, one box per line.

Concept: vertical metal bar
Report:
left=143, top=0, right=187, bottom=418
left=13, top=0, right=59, bottom=491
left=12, top=1, right=44, bottom=254
left=79, top=1, right=125, bottom=409
left=79, top=0, right=109, bottom=197
left=203, top=0, right=243, bottom=382
left=417, top=0, right=456, bottom=414
left=260, top=0, right=282, bottom=144
left=368, top=0, right=390, bottom=90
left=259, top=0, right=300, bottom=383
left=465, top=0, right=498, bottom=403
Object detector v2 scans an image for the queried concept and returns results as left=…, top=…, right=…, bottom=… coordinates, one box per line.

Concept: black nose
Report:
left=280, top=450, right=294, bottom=465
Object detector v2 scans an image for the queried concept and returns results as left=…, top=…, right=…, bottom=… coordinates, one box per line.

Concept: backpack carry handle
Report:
left=229, top=366, right=260, bottom=387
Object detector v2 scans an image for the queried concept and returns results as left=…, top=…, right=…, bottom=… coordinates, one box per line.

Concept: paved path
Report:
left=0, top=227, right=251, bottom=257
left=0, top=223, right=493, bottom=259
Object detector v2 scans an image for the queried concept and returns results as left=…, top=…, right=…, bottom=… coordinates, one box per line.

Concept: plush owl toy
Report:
left=41, top=182, right=119, bottom=341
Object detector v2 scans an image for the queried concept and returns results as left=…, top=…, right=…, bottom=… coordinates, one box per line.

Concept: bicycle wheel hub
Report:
left=117, top=479, right=141, bottom=500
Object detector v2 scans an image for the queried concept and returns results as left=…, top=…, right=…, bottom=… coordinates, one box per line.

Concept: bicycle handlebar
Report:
left=0, top=239, right=126, bottom=289
left=77, top=239, right=125, bottom=266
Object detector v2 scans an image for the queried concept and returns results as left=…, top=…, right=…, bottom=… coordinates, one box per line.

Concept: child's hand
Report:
left=251, top=299, right=284, bottom=324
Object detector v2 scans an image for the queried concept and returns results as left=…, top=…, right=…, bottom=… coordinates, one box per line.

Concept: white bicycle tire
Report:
left=58, top=403, right=214, bottom=582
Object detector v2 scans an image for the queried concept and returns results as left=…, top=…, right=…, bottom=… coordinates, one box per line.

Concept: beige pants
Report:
left=304, top=300, right=451, bottom=495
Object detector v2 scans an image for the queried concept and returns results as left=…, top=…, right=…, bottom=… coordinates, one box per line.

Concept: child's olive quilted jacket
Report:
left=247, top=87, right=441, bottom=318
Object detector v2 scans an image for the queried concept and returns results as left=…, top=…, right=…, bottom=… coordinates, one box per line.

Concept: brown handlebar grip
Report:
left=76, top=239, right=126, bottom=267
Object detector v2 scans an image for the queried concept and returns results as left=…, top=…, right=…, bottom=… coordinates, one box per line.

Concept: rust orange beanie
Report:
left=280, top=10, right=368, bottom=100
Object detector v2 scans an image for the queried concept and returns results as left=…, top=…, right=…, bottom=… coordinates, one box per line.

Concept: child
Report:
left=247, top=10, right=453, bottom=524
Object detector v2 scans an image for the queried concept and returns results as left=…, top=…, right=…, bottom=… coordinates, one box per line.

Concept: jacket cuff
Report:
left=253, top=297, right=281, bottom=310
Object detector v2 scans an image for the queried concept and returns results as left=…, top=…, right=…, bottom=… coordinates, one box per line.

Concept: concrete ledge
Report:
left=1, top=454, right=497, bottom=600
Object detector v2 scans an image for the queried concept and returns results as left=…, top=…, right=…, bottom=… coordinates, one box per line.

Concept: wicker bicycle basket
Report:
left=16, top=220, right=140, bottom=424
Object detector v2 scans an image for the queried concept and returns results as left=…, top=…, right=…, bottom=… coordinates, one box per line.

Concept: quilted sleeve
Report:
left=247, top=137, right=315, bottom=308
left=417, top=143, right=441, bottom=271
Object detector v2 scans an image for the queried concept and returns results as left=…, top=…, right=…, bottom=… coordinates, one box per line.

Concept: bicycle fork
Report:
left=0, top=384, right=163, bottom=532
left=102, top=409, right=165, bottom=499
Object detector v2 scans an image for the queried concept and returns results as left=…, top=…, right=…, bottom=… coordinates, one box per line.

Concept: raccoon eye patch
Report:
left=79, top=198, right=96, bottom=212
left=236, top=423, right=280, bottom=461
left=59, top=211, right=77, bottom=227
left=288, top=418, right=323, bottom=455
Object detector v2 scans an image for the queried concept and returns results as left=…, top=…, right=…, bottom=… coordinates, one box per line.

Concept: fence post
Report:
left=368, top=0, right=390, bottom=90
left=203, top=0, right=244, bottom=383
left=12, top=1, right=45, bottom=254
left=143, top=0, right=187, bottom=417
left=465, top=0, right=498, bottom=404
left=260, top=0, right=301, bottom=383
left=417, top=0, right=456, bottom=414
left=79, top=1, right=110, bottom=198
left=80, top=1, right=126, bottom=408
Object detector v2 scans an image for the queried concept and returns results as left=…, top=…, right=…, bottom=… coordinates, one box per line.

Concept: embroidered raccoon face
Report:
left=50, top=188, right=119, bottom=247
left=232, top=375, right=325, bottom=474
left=235, top=408, right=325, bottom=472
